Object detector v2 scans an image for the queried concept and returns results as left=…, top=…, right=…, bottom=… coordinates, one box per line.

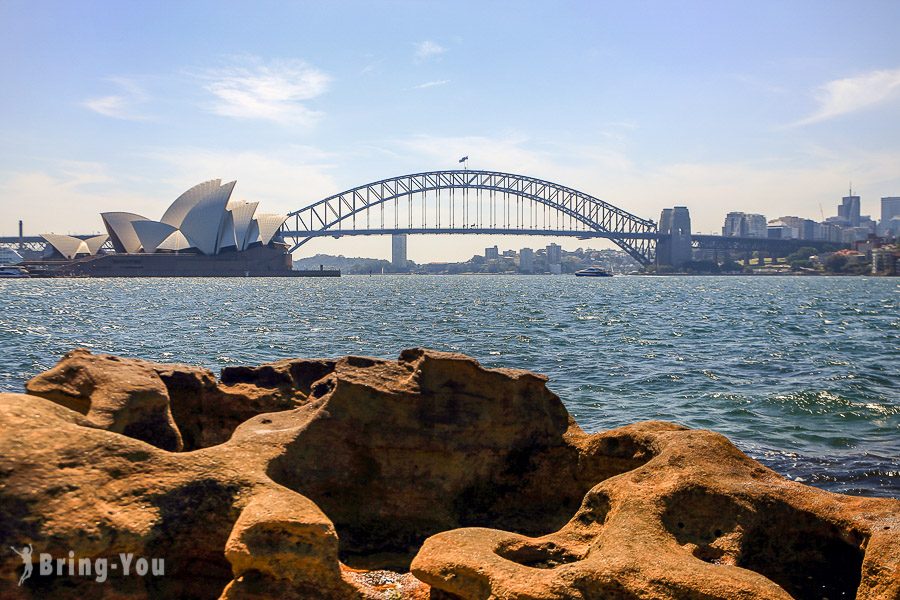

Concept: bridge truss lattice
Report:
left=283, top=170, right=659, bottom=264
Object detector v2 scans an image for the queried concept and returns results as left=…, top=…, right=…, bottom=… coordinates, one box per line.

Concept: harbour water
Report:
left=1, top=275, right=897, bottom=497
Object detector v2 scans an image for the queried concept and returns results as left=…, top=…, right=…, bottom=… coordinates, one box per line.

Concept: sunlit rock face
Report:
left=1, top=349, right=898, bottom=600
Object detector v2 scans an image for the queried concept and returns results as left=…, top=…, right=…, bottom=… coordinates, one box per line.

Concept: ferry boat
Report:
left=574, top=266, right=613, bottom=277
left=0, top=265, right=30, bottom=278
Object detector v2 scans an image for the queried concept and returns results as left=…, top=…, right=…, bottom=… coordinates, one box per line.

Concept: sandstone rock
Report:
left=25, top=348, right=184, bottom=451
left=221, top=487, right=354, bottom=599
left=25, top=349, right=308, bottom=451
left=1, top=348, right=898, bottom=600
left=412, top=424, right=900, bottom=600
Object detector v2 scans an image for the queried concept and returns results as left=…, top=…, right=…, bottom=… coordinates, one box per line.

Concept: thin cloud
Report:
left=414, top=40, right=446, bottom=62
left=794, top=67, right=900, bottom=126
left=413, top=79, right=450, bottom=89
left=83, top=78, right=149, bottom=120
left=201, top=58, right=331, bottom=126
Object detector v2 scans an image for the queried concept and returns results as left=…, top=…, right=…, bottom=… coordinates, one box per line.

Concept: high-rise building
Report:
left=745, top=214, right=767, bottom=238
left=485, top=245, right=499, bottom=260
left=838, top=194, right=861, bottom=227
left=722, top=212, right=766, bottom=238
left=546, top=243, right=562, bottom=265
left=722, top=212, right=745, bottom=237
left=391, top=233, right=408, bottom=269
left=880, top=196, right=900, bottom=235
left=771, top=216, right=817, bottom=240
left=519, top=248, right=534, bottom=273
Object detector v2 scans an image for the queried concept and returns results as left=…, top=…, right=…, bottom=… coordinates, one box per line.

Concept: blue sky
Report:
left=2, top=1, right=899, bottom=260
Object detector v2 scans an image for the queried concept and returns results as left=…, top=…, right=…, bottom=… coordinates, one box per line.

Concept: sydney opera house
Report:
left=35, top=179, right=323, bottom=276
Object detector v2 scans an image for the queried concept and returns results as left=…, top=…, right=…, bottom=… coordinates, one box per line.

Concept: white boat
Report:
left=574, top=266, right=613, bottom=277
left=0, top=265, right=30, bottom=278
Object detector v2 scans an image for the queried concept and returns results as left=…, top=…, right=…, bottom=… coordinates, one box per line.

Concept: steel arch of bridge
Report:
left=283, top=170, right=658, bottom=264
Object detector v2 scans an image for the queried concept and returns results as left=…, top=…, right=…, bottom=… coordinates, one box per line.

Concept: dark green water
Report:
left=1, top=275, right=897, bottom=497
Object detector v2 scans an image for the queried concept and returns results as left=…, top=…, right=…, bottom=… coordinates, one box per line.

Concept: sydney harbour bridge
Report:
left=2, top=169, right=843, bottom=267
left=281, top=169, right=841, bottom=266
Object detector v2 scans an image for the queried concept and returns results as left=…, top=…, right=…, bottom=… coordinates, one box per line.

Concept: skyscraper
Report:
left=546, top=243, right=562, bottom=265
left=722, top=212, right=745, bottom=237
left=391, top=233, right=408, bottom=269
left=882, top=197, right=900, bottom=235
left=723, top=212, right=767, bottom=238
left=519, top=248, right=534, bottom=273
left=882, top=197, right=900, bottom=223
left=838, top=194, right=861, bottom=227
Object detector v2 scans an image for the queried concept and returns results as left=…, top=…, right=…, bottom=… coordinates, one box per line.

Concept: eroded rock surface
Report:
left=1, top=348, right=897, bottom=600
left=26, top=349, right=309, bottom=451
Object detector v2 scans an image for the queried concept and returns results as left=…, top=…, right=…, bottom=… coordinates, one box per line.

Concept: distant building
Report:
left=485, top=245, right=499, bottom=260
left=881, top=196, right=900, bottom=236
left=767, top=225, right=794, bottom=240
left=722, top=212, right=766, bottom=238
left=771, top=216, right=817, bottom=240
left=519, top=247, right=534, bottom=273
left=95, top=179, right=287, bottom=256
left=723, top=212, right=767, bottom=238
left=886, top=216, right=900, bottom=237
left=872, top=246, right=898, bottom=275
left=817, top=222, right=843, bottom=243
left=859, top=216, right=878, bottom=235
left=838, top=194, right=861, bottom=227
left=722, top=212, right=744, bottom=237
left=546, top=243, right=562, bottom=265
left=841, top=227, right=872, bottom=244
left=391, top=234, right=408, bottom=269
left=745, top=214, right=767, bottom=238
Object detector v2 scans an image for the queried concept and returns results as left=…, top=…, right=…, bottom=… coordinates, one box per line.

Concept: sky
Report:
left=1, top=0, right=899, bottom=262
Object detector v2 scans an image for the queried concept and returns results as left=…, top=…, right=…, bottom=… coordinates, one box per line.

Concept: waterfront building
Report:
left=485, top=245, right=499, bottom=260
left=519, top=248, right=534, bottom=273
left=546, top=243, right=562, bottom=265
left=872, top=246, right=898, bottom=275
left=95, top=179, right=287, bottom=256
left=391, top=234, right=408, bottom=269
left=41, top=233, right=109, bottom=259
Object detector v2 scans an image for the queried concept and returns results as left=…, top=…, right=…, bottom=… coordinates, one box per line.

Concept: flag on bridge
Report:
left=458, top=156, right=468, bottom=163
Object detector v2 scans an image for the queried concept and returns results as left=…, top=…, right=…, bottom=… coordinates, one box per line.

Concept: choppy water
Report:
left=1, top=275, right=897, bottom=497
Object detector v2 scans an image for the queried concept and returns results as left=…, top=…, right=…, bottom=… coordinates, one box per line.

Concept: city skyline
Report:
left=2, top=1, right=900, bottom=261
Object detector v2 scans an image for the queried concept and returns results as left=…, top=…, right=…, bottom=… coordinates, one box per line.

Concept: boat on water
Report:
left=574, top=266, right=613, bottom=277
left=0, top=265, right=30, bottom=278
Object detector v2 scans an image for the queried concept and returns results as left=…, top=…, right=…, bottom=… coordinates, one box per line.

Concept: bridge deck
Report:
left=281, top=228, right=659, bottom=240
